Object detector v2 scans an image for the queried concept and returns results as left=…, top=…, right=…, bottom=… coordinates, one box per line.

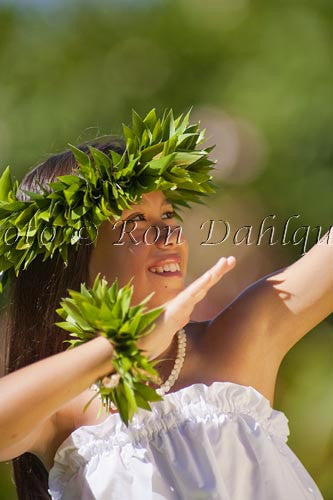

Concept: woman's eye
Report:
left=128, top=214, right=145, bottom=222
left=127, top=211, right=175, bottom=222
left=162, top=211, right=175, bottom=219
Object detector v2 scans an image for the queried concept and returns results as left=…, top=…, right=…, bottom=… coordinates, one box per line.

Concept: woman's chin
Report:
left=147, top=271, right=184, bottom=289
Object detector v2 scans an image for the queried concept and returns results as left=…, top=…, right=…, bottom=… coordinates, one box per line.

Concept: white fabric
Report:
left=48, top=381, right=324, bottom=499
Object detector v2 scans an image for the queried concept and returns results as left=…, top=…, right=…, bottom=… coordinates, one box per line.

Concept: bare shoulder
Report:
left=196, top=290, right=281, bottom=405
left=30, top=389, right=110, bottom=471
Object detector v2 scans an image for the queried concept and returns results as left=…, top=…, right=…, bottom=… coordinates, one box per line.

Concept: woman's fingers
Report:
left=183, top=256, right=236, bottom=304
left=166, top=256, right=236, bottom=318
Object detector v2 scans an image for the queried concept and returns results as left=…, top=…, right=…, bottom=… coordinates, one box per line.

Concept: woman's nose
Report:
left=154, top=223, right=185, bottom=247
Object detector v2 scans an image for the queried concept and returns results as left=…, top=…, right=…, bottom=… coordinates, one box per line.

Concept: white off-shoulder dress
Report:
left=48, top=381, right=324, bottom=499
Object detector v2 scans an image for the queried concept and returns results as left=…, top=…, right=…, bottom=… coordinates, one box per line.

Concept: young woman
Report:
left=0, top=137, right=330, bottom=499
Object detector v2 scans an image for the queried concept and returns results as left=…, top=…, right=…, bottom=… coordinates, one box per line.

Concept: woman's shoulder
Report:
left=195, top=310, right=280, bottom=404
left=31, top=389, right=110, bottom=471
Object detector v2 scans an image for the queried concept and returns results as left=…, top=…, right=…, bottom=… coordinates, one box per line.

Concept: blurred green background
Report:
left=0, top=0, right=333, bottom=498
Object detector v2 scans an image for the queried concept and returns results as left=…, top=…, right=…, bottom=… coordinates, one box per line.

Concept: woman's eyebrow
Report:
left=136, top=198, right=173, bottom=207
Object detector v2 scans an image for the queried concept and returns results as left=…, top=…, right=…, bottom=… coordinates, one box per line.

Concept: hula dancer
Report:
left=0, top=108, right=326, bottom=499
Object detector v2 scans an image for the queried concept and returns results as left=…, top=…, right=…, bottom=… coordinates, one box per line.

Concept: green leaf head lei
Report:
left=0, top=107, right=218, bottom=424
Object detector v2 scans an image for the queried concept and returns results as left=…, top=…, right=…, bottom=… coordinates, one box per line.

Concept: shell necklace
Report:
left=156, top=327, right=187, bottom=396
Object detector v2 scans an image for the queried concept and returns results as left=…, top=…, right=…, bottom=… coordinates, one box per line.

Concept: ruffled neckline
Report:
left=49, top=380, right=290, bottom=474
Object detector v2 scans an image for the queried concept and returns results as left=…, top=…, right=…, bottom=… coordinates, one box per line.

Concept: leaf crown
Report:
left=0, top=107, right=218, bottom=292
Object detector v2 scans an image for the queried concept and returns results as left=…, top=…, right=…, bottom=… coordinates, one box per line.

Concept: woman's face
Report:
left=88, top=190, right=189, bottom=308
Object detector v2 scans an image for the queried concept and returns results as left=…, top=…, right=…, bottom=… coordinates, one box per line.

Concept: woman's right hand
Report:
left=137, top=256, right=236, bottom=361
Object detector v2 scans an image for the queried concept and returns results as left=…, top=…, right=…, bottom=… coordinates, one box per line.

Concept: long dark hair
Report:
left=2, top=136, right=126, bottom=499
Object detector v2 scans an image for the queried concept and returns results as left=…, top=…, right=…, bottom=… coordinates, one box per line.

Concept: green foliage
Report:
left=56, top=273, right=166, bottom=426
left=0, top=107, right=217, bottom=295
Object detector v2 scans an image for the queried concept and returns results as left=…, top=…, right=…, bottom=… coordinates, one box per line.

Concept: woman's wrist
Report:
left=91, top=335, right=116, bottom=379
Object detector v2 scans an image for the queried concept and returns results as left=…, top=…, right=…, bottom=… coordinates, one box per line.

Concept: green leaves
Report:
left=56, top=274, right=165, bottom=426
left=0, top=107, right=217, bottom=296
left=0, top=166, right=13, bottom=202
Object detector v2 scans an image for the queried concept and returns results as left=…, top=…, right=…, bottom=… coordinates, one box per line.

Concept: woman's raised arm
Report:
left=206, top=229, right=333, bottom=372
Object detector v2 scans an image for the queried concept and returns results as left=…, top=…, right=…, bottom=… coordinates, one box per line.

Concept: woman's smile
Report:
left=148, top=267, right=182, bottom=277
left=147, top=254, right=182, bottom=277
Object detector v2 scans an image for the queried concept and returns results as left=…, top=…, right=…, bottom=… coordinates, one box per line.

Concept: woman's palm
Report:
left=138, top=256, right=236, bottom=360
